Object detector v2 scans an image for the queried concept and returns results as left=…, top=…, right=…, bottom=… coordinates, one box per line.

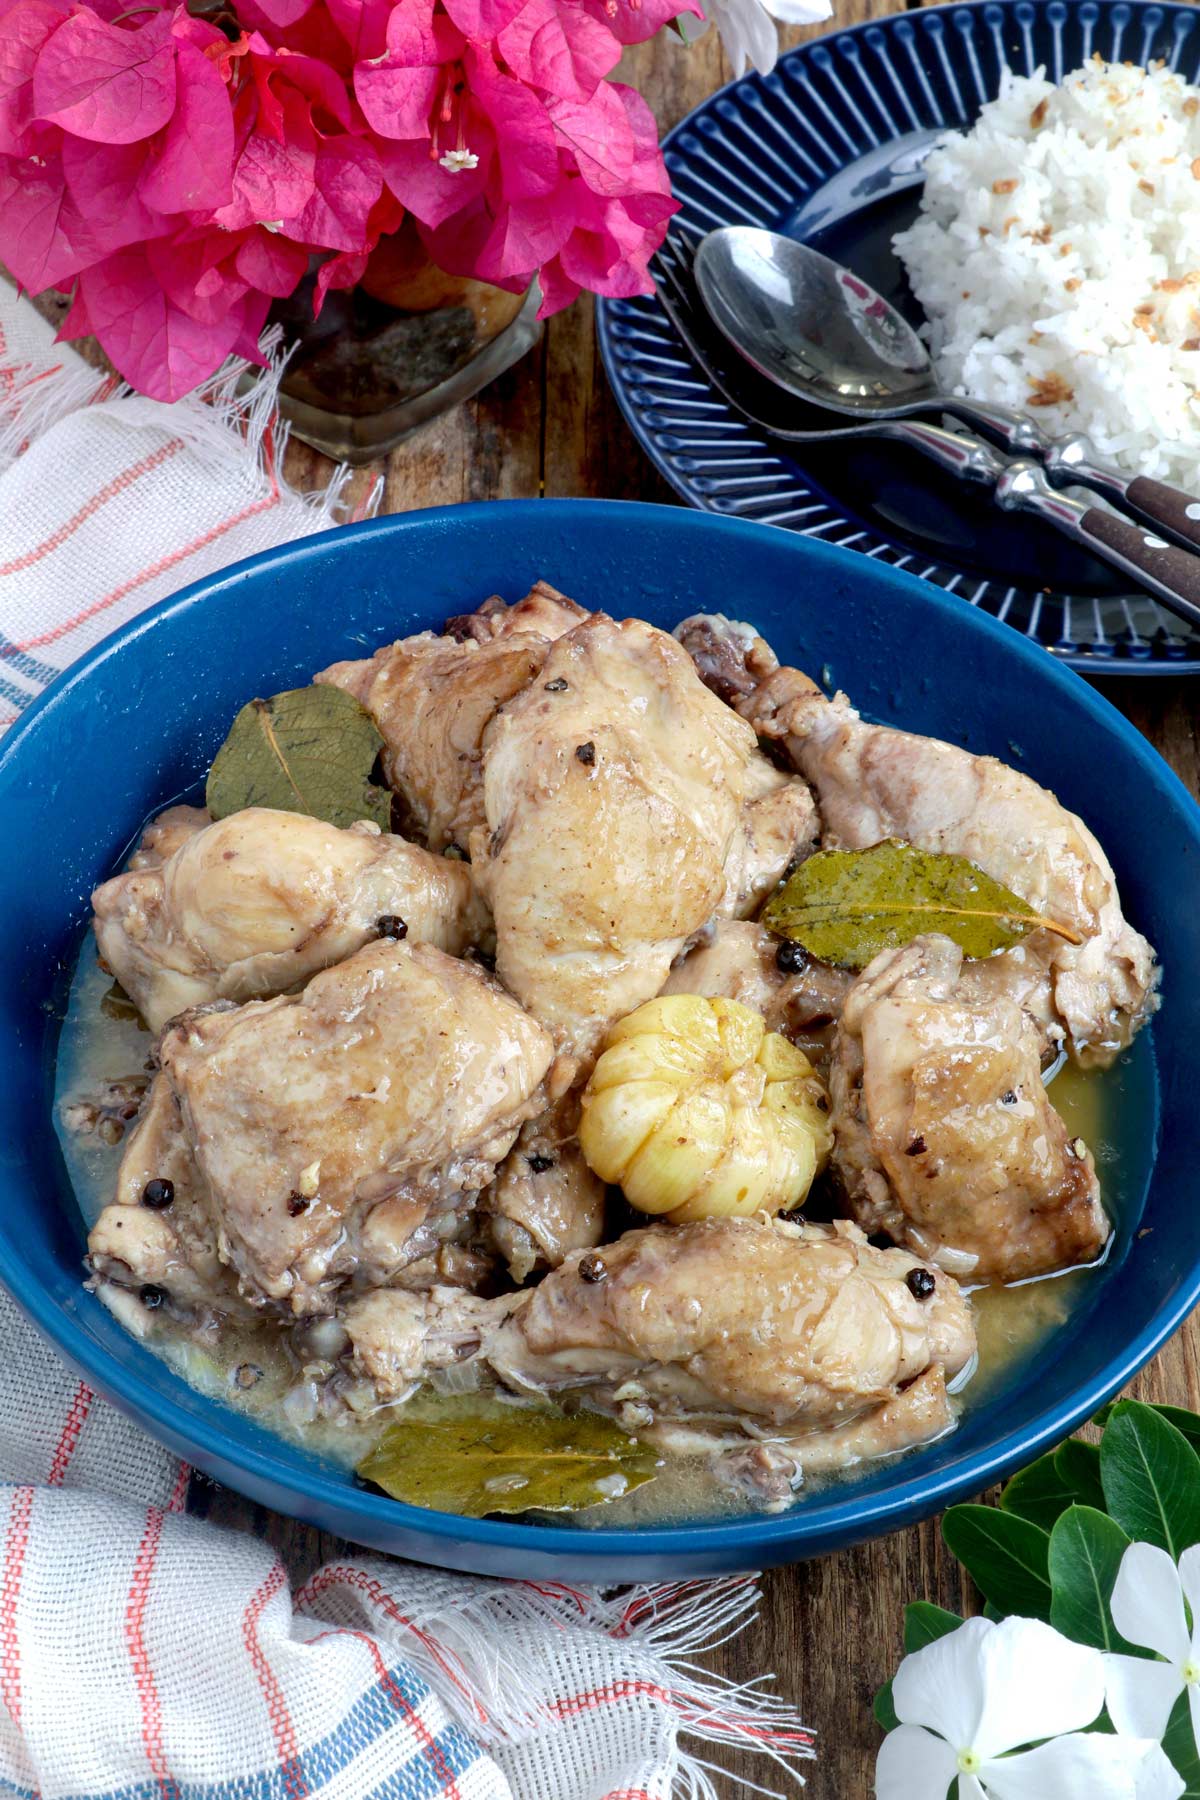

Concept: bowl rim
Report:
left=6, top=495, right=1200, bottom=1560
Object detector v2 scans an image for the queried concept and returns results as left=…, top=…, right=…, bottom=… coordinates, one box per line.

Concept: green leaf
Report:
left=760, top=839, right=1082, bottom=969
left=1001, top=1451, right=1081, bottom=1532
left=873, top=1681, right=899, bottom=1732
left=1098, top=1401, right=1200, bottom=1457
left=206, top=685, right=391, bottom=832
left=1055, top=1440, right=1106, bottom=1514
left=1163, top=1690, right=1200, bottom=1797
left=941, top=1504, right=1052, bottom=1619
left=357, top=1396, right=660, bottom=1518
left=1048, top=1505, right=1140, bottom=1651
left=904, top=1602, right=964, bottom=1651
left=1101, top=1401, right=1200, bottom=1556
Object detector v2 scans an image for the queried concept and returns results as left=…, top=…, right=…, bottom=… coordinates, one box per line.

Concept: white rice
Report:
left=894, top=58, right=1200, bottom=486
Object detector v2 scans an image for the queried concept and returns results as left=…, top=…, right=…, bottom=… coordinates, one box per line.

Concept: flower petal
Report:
left=760, top=0, right=831, bottom=19
left=981, top=1735, right=1184, bottom=1800
left=1178, top=1544, right=1200, bottom=1660
left=892, top=1615, right=991, bottom=1747
left=972, top=1618, right=1104, bottom=1759
left=1112, top=1544, right=1192, bottom=1668
left=1104, top=1653, right=1183, bottom=1742
left=874, top=1724, right=960, bottom=1800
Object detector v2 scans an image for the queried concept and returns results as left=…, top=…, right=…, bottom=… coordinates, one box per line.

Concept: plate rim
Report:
left=597, top=0, right=1200, bottom=679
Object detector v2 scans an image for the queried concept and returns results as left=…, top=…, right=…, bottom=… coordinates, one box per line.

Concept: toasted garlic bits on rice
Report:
left=894, top=57, right=1200, bottom=487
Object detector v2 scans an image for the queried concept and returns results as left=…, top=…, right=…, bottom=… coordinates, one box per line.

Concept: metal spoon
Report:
left=694, top=225, right=1200, bottom=562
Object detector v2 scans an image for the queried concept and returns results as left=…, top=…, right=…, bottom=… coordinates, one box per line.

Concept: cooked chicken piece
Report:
left=158, top=940, right=556, bottom=1315
left=832, top=935, right=1107, bottom=1282
left=651, top=1364, right=955, bottom=1506
left=675, top=614, right=1158, bottom=1067
left=480, top=1094, right=606, bottom=1282
left=127, top=804, right=210, bottom=870
left=93, top=807, right=490, bottom=1032
left=486, top=1215, right=975, bottom=1435
left=663, top=919, right=852, bottom=1061
left=342, top=1286, right=521, bottom=1405
left=442, top=580, right=591, bottom=645
left=315, top=582, right=587, bottom=851
left=88, top=1072, right=250, bottom=1330
left=469, top=614, right=813, bottom=1064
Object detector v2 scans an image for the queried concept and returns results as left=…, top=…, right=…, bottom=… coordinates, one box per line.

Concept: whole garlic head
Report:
left=579, top=994, right=832, bottom=1224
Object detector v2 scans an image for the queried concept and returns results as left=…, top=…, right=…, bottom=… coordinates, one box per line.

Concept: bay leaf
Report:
left=206, top=685, right=391, bottom=831
left=761, top=839, right=1081, bottom=969
left=357, top=1395, right=660, bottom=1518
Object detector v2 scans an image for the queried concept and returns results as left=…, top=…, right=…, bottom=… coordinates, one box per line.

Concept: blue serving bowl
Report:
left=1, top=499, right=1196, bottom=1579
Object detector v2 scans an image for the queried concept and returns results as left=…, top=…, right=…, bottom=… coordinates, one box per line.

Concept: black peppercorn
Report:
left=287, top=1192, right=309, bottom=1217
left=526, top=1152, right=555, bottom=1174
left=545, top=677, right=568, bottom=692
left=1000, top=1090, right=1018, bottom=1106
left=578, top=1253, right=607, bottom=1283
left=906, top=1267, right=936, bottom=1301
left=139, top=1283, right=167, bottom=1310
left=774, top=939, right=808, bottom=974
left=904, top=1136, right=927, bottom=1158
left=141, top=1177, right=175, bottom=1209
left=574, top=741, right=596, bottom=765
left=376, top=914, right=408, bottom=940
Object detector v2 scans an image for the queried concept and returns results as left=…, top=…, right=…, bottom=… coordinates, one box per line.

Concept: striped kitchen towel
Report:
left=0, top=283, right=815, bottom=1800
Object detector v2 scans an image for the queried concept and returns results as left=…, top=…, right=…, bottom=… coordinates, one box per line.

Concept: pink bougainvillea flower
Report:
left=580, top=0, right=702, bottom=45
left=441, top=0, right=527, bottom=49
left=235, top=225, right=312, bottom=296
left=139, top=40, right=234, bottom=214
left=494, top=0, right=620, bottom=102
left=74, top=245, right=259, bottom=400
left=292, top=132, right=383, bottom=248
left=61, top=134, right=168, bottom=257
left=0, top=0, right=689, bottom=403
left=354, top=5, right=466, bottom=141
left=0, top=0, right=69, bottom=156
left=33, top=7, right=178, bottom=144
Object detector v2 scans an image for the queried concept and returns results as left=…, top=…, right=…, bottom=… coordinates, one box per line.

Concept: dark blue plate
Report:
left=598, top=0, right=1200, bottom=674
left=2, top=501, right=1197, bottom=1577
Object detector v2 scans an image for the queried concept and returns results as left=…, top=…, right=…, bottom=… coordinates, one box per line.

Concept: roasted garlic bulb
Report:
left=579, top=995, right=832, bottom=1223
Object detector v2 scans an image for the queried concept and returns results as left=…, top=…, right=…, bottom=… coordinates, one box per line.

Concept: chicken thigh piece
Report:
left=315, top=582, right=588, bottom=851
left=663, top=920, right=852, bottom=1059
left=480, top=1094, right=606, bottom=1282
left=675, top=615, right=1157, bottom=1067
left=486, top=1215, right=975, bottom=1438
left=93, top=807, right=490, bottom=1032
left=832, top=935, right=1108, bottom=1282
left=469, top=614, right=814, bottom=1064
left=158, top=940, right=556, bottom=1315
left=88, top=1071, right=250, bottom=1333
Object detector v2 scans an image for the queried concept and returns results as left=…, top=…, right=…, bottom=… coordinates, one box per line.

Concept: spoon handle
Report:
left=994, top=460, right=1200, bottom=633
left=937, top=398, right=1200, bottom=555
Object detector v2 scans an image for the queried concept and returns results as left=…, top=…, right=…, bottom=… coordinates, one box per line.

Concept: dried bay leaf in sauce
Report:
left=358, top=1395, right=661, bottom=1517
left=761, top=839, right=1081, bottom=969
left=206, top=686, right=391, bottom=832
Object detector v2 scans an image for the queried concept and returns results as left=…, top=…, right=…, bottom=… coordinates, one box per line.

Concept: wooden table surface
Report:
left=201, top=6, right=1200, bottom=1792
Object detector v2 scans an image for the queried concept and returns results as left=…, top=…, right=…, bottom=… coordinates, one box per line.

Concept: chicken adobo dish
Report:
left=55, top=585, right=1160, bottom=1521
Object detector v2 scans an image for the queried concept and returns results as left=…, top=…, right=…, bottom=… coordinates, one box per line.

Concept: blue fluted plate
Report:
left=597, top=0, right=1200, bottom=674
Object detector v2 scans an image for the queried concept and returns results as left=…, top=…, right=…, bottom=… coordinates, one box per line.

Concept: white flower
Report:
left=439, top=148, right=479, bottom=173
left=1106, top=1541, right=1200, bottom=1747
left=877, top=1615, right=1184, bottom=1800
left=677, top=0, right=831, bottom=79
